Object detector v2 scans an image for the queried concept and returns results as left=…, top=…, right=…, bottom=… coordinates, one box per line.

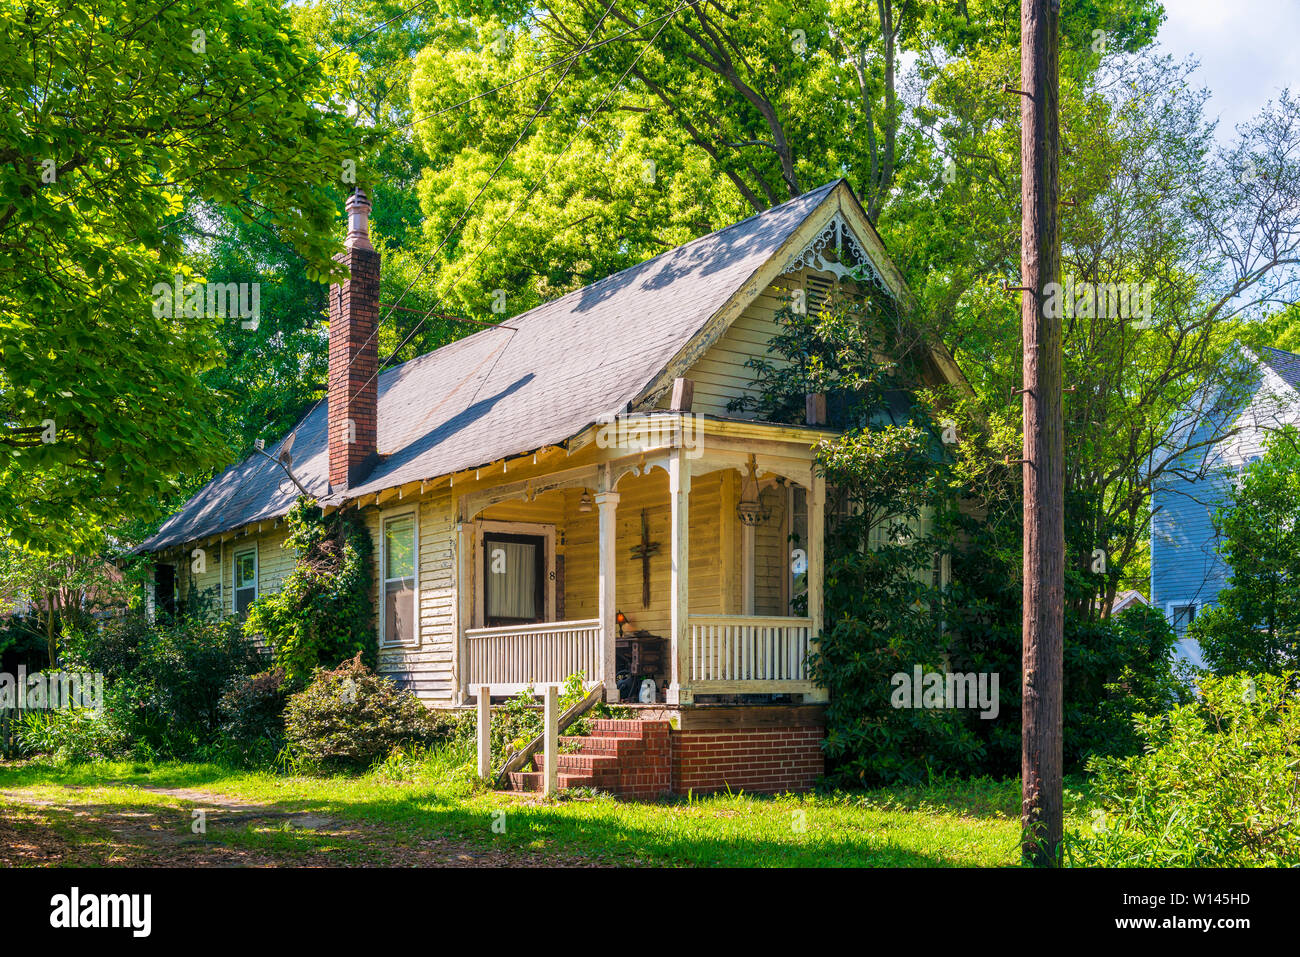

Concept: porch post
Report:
left=595, top=488, right=620, bottom=704
left=805, top=471, right=829, bottom=703
left=667, top=448, right=692, bottom=705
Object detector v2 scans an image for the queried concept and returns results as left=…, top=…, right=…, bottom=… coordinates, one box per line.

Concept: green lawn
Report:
left=0, top=755, right=1094, bottom=867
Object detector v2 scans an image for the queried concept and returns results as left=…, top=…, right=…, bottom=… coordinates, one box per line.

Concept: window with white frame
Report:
left=382, top=512, right=417, bottom=645
left=1170, top=603, right=1197, bottom=637
left=233, top=547, right=257, bottom=620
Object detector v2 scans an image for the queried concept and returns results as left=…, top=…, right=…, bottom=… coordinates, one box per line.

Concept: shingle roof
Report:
left=140, top=181, right=842, bottom=553
left=1255, top=345, right=1300, bottom=393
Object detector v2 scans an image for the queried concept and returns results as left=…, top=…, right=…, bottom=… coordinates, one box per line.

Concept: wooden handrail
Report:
left=492, top=681, right=605, bottom=787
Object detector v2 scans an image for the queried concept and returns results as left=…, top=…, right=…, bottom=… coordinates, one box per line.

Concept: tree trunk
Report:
left=1019, top=0, right=1064, bottom=867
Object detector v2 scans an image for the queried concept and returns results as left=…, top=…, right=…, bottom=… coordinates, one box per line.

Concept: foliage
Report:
left=14, top=707, right=123, bottom=764
left=283, top=655, right=440, bottom=771
left=62, top=610, right=268, bottom=760
left=945, top=522, right=1187, bottom=775
left=218, top=668, right=289, bottom=766
left=489, top=672, right=601, bottom=767
left=1066, top=674, right=1300, bottom=867
left=1188, top=427, right=1300, bottom=676
left=0, top=536, right=139, bottom=665
left=244, top=499, right=376, bottom=687
left=0, top=0, right=360, bottom=551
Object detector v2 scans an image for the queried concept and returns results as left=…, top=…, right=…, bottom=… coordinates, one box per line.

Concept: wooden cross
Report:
left=628, top=508, right=660, bottom=608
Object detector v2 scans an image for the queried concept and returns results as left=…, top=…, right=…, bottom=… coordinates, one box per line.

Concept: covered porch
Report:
left=454, top=416, right=828, bottom=705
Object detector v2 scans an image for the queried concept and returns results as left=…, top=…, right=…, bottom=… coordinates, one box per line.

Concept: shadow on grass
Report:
left=0, top=760, right=1025, bottom=867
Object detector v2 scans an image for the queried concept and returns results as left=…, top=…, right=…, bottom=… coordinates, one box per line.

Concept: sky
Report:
left=1155, top=0, right=1300, bottom=139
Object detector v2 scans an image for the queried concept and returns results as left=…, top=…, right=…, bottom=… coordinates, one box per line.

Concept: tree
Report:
left=0, top=0, right=360, bottom=551
left=1188, top=427, right=1300, bottom=676
left=398, top=0, right=1160, bottom=321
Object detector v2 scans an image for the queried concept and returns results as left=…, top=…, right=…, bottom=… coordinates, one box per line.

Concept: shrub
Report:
left=61, top=609, right=268, bottom=760
left=283, top=655, right=438, bottom=770
left=15, top=707, right=123, bottom=763
left=1066, top=673, right=1300, bottom=867
left=218, top=668, right=289, bottom=765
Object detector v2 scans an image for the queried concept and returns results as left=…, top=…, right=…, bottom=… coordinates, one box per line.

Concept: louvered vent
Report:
left=805, top=274, right=834, bottom=314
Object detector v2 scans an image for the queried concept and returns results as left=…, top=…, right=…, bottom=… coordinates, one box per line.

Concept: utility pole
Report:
left=1018, top=0, right=1063, bottom=865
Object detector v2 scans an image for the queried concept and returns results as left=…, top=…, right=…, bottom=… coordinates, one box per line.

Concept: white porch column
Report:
left=667, top=449, right=692, bottom=705
left=805, top=472, right=829, bottom=703
left=741, top=524, right=756, bottom=615
left=595, top=488, right=621, bottom=703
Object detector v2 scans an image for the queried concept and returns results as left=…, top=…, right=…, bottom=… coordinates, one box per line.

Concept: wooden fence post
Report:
left=543, top=685, right=559, bottom=796
left=476, top=685, right=491, bottom=781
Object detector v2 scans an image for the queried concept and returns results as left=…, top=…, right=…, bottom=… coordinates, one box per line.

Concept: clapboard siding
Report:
left=370, top=487, right=460, bottom=706
left=1150, top=358, right=1300, bottom=665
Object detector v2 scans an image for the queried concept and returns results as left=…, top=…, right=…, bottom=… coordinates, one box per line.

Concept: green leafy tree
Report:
left=1188, top=427, right=1300, bottom=676
left=0, top=0, right=359, bottom=551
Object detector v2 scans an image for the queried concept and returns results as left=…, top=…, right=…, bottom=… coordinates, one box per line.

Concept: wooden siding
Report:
left=371, top=487, right=459, bottom=706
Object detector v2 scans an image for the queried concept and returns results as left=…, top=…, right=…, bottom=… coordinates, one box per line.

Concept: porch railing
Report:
left=464, top=618, right=602, bottom=694
left=686, top=615, right=816, bottom=693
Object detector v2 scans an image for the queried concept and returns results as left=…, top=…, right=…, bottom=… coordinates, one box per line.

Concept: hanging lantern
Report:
left=578, top=489, right=594, bottom=513
left=736, top=454, right=770, bottom=527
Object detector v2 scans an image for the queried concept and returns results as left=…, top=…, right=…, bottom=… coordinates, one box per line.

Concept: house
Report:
left=139, top=179, right=965, bottom=795
left=1149, top=345, right=1300, bottom=668
left=1108, top=590, right=1148, bottom=617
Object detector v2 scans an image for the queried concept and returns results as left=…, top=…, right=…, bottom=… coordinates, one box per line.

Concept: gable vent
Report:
left=805, top=274, right=834, bottom=314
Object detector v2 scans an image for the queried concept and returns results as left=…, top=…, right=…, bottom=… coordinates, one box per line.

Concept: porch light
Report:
left=616, top=610, right=627, bottom=637
left=578, top=490, right=594, bottom=512
left=736, top=454, right=770, bottom=527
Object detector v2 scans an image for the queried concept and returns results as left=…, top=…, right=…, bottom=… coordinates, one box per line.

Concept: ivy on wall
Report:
left=244, top=498, right=376, bottom=686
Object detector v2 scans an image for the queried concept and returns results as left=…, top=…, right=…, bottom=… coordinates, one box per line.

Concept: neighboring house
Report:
left=139, top=180, right=966, bottom=795
left=1150, top=345, right=1300, bottom=668
left=1108, top=590, right=1148, bottom=616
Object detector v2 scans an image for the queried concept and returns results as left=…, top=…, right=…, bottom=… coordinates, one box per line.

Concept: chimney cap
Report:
left=345, top=188, right=374, bottom=251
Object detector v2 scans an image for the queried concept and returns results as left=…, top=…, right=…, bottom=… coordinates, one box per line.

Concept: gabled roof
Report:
left=141, top=180, right=949, bottom=554
left=1255, top=345, right=1300, bottom=393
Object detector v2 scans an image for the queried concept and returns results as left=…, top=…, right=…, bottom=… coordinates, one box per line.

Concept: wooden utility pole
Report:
left=1018, top=0, right=1063, bottom=866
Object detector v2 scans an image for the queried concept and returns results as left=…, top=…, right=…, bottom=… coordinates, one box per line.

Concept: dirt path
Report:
left=0, top=784, right=596, bottom=867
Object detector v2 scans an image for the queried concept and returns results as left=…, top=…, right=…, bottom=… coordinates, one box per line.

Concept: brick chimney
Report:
left=328, top=188, right=380, bottom=490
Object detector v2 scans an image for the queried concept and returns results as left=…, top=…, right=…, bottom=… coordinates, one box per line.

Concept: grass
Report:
left=0, top=752, right=1096, bottom=867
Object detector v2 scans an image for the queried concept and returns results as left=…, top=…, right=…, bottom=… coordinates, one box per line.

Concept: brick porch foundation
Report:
left=508, top=706, right=825, bottom=799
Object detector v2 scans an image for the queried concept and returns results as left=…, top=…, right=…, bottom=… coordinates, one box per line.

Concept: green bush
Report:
left=218, top=668, right=288, bottom=765
left=283, top=655, right=439, bottom=770
left=1067, top=673, right=1300, bottom=867
left=61, top=609, right=268, bottom=760
left=14, top=707, right=123, bottom=763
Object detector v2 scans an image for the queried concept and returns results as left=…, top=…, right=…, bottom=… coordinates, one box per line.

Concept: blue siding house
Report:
left=1150, top=346, right=1300, bottom=667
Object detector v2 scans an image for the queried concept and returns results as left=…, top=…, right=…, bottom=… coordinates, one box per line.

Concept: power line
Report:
left=231, top=0, right=625, bottom=498
left=378, top=0, right=699, bottom=412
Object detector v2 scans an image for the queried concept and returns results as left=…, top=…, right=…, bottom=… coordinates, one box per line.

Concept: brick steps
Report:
left=502, top=719, right=672, bottom=799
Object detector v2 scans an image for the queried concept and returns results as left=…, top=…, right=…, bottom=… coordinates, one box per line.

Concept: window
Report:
left=1171, top=603, right=1197, bottom=637
left=382, top=513, right=417, bottom=645
left=483, top=532, right=545, bottom=626
left=233, top=547, right=257, bottom=619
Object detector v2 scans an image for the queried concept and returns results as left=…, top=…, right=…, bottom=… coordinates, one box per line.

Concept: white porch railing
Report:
left=686, top=615, right=816, bottom=693
left=464, top=618, right=602, bottom=694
